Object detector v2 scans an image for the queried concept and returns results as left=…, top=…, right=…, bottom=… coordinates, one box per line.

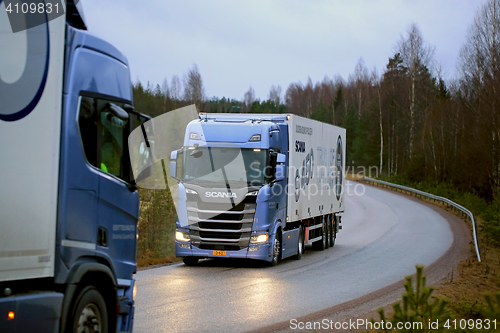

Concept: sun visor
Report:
left=200, top=122, right=261, bottom=143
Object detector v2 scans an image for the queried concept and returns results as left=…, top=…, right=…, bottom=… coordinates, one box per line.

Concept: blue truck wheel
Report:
left=293, top=226, right=304, bottom=260
left=69, top=286, right=108, bottom=333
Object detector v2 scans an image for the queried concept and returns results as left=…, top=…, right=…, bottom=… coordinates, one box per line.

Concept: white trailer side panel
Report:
left=0, top=10, right=65, bottom=281
left=287, top=115, right=345, bottom=222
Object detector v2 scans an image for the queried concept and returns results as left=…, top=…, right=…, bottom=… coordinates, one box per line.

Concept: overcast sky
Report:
left=81, top=0, right=486, bottom=102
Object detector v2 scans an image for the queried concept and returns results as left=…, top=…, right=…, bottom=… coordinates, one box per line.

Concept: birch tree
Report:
left=183, top=64, right=205, bottom=110
left=397, top=23, right=434, bottom=160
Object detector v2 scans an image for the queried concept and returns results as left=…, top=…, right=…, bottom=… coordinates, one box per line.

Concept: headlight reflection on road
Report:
left=237, top=277, right=291, bottom=321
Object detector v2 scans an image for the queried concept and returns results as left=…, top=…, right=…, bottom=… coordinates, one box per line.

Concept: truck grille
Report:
left=186, top=195, right=257, bottom=250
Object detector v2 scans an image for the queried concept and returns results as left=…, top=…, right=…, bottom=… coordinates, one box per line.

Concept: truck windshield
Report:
left=181, top=147, right=268, bottom=186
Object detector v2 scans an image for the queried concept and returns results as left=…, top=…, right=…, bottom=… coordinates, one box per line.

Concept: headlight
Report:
left=175, top=231, right=190, bottom=242
left=250, top=233, right=268, bottom=243
left=190, top=132, right=201, bottom=140
left=186, top=188, right=197, bottom=195
left=246, top=190, right=258, bottom=197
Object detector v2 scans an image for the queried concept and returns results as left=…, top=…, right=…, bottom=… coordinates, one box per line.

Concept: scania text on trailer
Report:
left=0, top=2, right=153, bottom=332
left=170, top=113, right=345, bottom=266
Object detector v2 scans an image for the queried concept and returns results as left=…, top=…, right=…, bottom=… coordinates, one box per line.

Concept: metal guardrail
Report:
left=359, top=177, right=481, bottom=262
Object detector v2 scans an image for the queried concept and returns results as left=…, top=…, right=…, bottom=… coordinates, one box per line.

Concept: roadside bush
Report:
left=371, top=266, right=500, bottom=332
left=481, top=198, right=500, bottom=246
left=137, top=187, right=177, bottom=260
left=371, top=265, right=452, bottom=332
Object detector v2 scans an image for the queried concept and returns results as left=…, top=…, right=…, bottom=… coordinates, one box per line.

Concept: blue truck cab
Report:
left=172, top=115, right=289, bottom=265
left=0, top=2, right=151, bottom=332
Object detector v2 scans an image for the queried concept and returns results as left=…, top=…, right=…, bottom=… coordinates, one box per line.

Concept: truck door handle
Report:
left=97, top=227, right=108, bottom=247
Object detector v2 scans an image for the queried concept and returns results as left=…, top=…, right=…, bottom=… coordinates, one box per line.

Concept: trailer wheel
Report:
left=313, top=218, right=327, bottom=251
left=270, top=233, right=281, bottom=266
left=321, top=219, right=327, bottom=250
left=326, top=216, right=332, bottom=248
left=325, top=218, right=330, bottom=248
left=69, top=286, right=108, bottom=333
left=329, top=215, right=336, bottom=247
left=293, top=226, right=304, bottom=260
left=183, top=257, right=199, bottom=266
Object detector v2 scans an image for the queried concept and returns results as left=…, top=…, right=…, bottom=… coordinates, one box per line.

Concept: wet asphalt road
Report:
left=133, top=181, right=453, bottom=333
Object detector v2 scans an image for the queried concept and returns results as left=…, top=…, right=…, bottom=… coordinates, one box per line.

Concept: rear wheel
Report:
left=313, top=217, right=327, bottom=251
left=183, top=257, right=199, bottom=266
left=330, top=215, right=337, bottom=247
left=325, top=217, right=331, bottom=248
left=293, top=226, right=304, bottom=260
left=69, top=286, right=108, bottom=333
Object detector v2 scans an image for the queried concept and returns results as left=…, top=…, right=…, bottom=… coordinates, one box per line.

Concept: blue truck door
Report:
left=95, top=98, right=138, bottom=278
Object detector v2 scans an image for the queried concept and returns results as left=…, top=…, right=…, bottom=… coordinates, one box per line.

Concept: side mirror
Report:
left=272, top=153, right=286, bottom=183
left=135, top=140, right=154, bottom=183
left=106, top=103, right=129, bottom=120
left=275, top=164, right=285, bottom=182
left=170, top=150, right=178, bottom=179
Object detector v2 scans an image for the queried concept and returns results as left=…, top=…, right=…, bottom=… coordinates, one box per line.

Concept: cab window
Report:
left=78, top=96, right=131, bottom=182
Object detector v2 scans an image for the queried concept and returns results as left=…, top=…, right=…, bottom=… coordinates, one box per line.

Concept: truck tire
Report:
left=330, top=215, right=336, bottom=247
left=69, top=286, right=108, bottom=333
left=313, top=218, right=327, bottom=251
left=325, top=218, right=331, bottom=248
left=183, top=257, right=199, bottom=266
left=269, top=233, right=281, bottom=266
left=293, top=226, right=304, bottom=260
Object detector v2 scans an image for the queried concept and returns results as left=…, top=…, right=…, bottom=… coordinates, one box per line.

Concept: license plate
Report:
left=212, top=250, right=226, bottom=256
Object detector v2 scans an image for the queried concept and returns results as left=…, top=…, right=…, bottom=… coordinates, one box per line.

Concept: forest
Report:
left=134, top=0, right=500, bottom=262
left=135, top=1, right=499, bottom=201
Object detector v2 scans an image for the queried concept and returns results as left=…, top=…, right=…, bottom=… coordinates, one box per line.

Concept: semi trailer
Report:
left=170, top=113, right=346, bottom=266
left=0, top=2, right=153, bottom=332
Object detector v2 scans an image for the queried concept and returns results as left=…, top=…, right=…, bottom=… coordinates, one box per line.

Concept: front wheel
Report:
left=293, top=226, right=304, bottom=260
left=69, top=286, right=108, bottom=333
left=269, top=234, right=281, bottom=266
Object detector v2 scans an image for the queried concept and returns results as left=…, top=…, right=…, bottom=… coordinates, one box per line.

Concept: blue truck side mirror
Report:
left=275, top=165, right=285, bottom=182
left=275, top=153, right=286, bottom=182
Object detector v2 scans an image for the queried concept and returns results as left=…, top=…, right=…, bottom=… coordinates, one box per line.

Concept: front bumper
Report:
left=176, top=241, right=273, bottom=262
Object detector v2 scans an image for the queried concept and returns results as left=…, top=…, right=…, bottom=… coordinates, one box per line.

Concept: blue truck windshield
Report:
left=181, top=147, right=268, bottom=186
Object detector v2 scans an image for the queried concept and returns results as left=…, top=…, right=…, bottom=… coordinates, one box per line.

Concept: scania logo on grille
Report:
left=205, top=191, right=237, bottom=199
